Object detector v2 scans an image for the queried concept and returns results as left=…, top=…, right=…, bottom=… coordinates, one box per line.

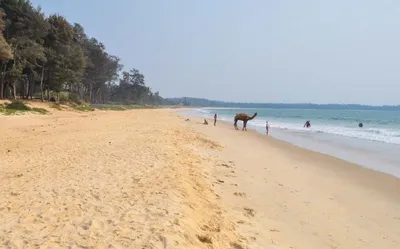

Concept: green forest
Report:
left=0, top=0, right=164, bottom=105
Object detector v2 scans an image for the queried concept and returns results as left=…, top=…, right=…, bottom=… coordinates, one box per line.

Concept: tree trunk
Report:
left=0, top=62, right=7, bottom=99
left=30, top=75, right=35, bottom=100
left=28, top=73, right=34, bottom=99
left=0, top=79, right=3, bottom=100
left=89, top=84, right=93, bottom=102
left=7, top=84, right=12, bottom=98
left=40, top=66, right=44, bottom=101
left=25, top=76, right=30, bottom=99
left=12, top=81, right=17, bottom=99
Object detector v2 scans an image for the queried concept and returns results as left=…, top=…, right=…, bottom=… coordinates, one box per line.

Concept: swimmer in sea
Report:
left=304, top=120, right=311, bottom=128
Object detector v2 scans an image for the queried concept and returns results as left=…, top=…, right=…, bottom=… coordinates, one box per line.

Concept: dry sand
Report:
left=1, top=108, right=400, bottom=249
left=0, top=109, right=243, bottom=248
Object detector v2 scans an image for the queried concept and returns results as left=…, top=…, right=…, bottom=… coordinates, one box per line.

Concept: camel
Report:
left=234, top=112, right=257, bottom=131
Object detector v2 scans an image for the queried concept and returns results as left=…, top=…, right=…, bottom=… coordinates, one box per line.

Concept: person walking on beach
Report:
left=214, top=114, right=217, bottom=126
left=266, top=121, right=269, bottom=135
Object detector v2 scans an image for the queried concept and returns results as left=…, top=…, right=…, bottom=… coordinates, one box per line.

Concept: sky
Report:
left=30, top=0, right=400, bottom=105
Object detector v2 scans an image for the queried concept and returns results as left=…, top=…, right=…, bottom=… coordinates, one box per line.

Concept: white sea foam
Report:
left=250, top=119, right=400, bottom=144
left=194, top=108, right=212, bottom=114
left=207, top=112, right=400, bottom=145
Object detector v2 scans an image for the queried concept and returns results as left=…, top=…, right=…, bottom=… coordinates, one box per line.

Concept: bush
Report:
left=72, top=105, right=95, bottom=112
left=0, top=100, right=48, bottom=115
left=50, top=104, right=63, bottom=110
left=6, top=100, right=30, bottom=110
left=31, top=107, right=48, bottom=114
left=68, top=93, right=83, bottom=105
left=58, top=92, right=70, bottom=102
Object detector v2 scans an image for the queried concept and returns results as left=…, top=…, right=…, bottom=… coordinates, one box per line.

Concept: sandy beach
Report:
left=1, top=108, right=400, bottom=249
left=181, top=114, right=400, bottom=249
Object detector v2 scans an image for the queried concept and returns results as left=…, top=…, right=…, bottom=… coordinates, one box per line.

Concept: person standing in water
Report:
left=304, top=120, right=311, bottom=128
left=214, top=114, right=217, bottom=126
left=266, top=121, right=269, bottom=135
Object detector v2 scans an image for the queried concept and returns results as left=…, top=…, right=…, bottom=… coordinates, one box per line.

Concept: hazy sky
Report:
left=30, top=0, right=400, bottom=105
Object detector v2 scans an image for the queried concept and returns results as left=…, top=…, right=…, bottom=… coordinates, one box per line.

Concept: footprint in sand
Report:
left=243, top=207, right=255, bottom=217
left=196, top=234, right=212, bottom=244
left=158, top=235, right=167, bottom=249
left=233, top=192, right=247, bottom=197
left=220, top=163, right=232, bottom=168
left=230, top=242, right=246, bottom=249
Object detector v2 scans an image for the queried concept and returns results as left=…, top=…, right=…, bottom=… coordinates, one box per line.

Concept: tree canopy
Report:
left=0, top=0, right=163, bottom=105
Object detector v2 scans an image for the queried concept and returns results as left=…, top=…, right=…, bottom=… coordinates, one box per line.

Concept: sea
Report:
left=180, top=108, right=400, bottom=178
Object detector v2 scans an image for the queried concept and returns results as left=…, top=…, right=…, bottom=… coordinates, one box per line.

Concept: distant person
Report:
left=214, top=114, right=217, bottom=126
left=203, top=119, right=208, bottom=125
left=266, top=121, right=269, bottom=135
left=359, top=122, right=363, bottom=128
left=304, top=120, right=311, bottom=128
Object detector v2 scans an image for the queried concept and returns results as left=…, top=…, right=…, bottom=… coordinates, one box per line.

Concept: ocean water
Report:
left=181, top=108, right=400, bottom=178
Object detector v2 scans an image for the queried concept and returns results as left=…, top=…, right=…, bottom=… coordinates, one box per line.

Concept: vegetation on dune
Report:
left=0, top=100, right=47, bottom=115
left=93, top=104, right=156, bottom=111
left=0, top=0, right=165, bottom=108
left=49, top=103, right=63, bottom=110
left=71, top=105, right=94, bottom=112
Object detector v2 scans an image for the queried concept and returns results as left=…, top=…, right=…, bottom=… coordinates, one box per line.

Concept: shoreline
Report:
left=178, top=109, right=400, bottom=179
left=177, top=112, right=400, bottom=187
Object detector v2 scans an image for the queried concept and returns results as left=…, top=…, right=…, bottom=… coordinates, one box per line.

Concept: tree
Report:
left=0, top=0, right=48, bottom=99
left=0, top=0, right=164, bottom=104
left=0, top=8, right=13, bottom=99
left=0, top=8, right=12, bottom=60
left=110, top=68, right=154, bottom=104
left=43, top=14, right=85, bottom=101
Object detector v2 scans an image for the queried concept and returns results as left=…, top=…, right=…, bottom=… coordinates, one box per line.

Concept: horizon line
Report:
left=166, top=97, right=400, bottom=107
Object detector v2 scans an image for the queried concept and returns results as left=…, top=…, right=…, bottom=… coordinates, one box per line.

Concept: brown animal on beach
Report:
left=234, top=112, right=257, bottom=131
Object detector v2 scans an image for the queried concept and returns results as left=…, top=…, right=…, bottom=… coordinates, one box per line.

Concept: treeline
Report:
left=166, top=97, right=400, bottom=111
left=0, top=0, right=163, bottom=105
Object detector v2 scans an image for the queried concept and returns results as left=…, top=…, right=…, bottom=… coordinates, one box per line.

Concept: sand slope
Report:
left=0, top=110, right=244, bottom=248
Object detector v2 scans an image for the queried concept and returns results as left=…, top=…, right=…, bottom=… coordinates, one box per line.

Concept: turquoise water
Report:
left=183, top=108, right=400, bottom=178
left=197, top=108, right=400, bottom=144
